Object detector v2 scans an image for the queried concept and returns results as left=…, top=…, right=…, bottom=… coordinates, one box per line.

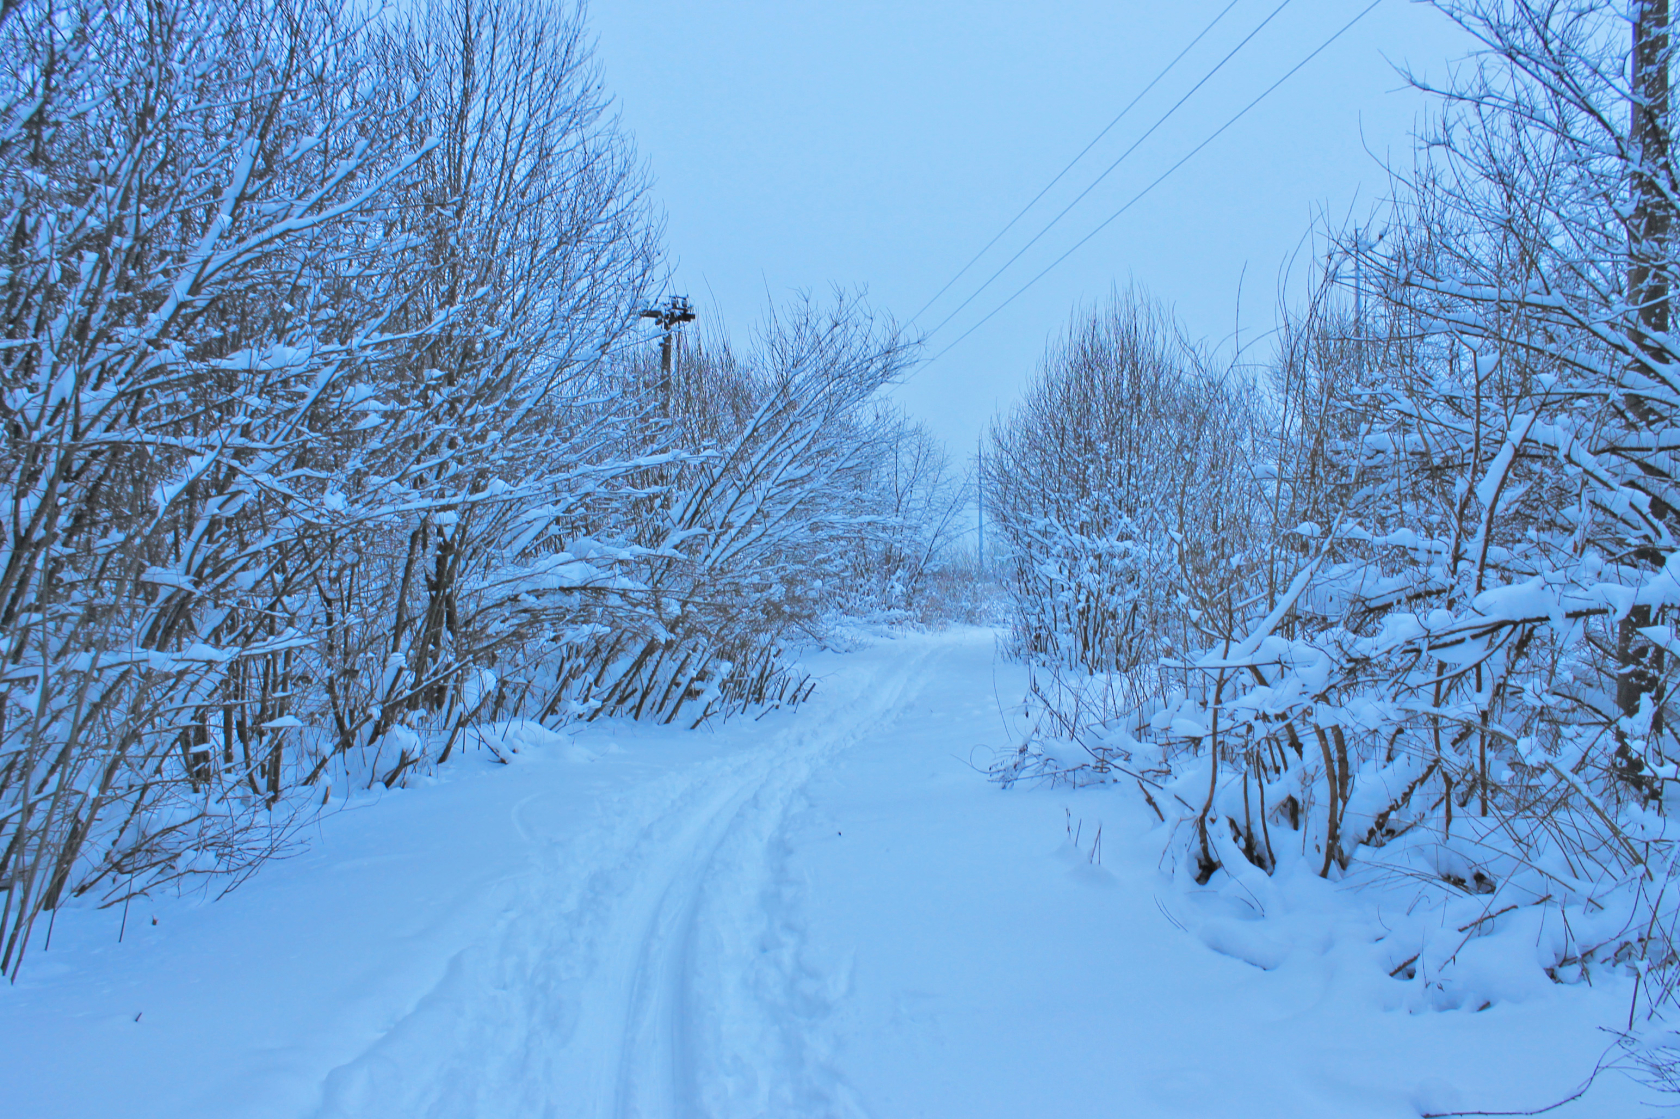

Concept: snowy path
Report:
left=0, top=628, right=1651, bottom=1117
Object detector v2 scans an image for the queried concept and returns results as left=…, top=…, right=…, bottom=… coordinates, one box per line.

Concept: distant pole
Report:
left=1353, top=226, right=1365, bottom=379
left=1350, top=223, right=1364, bottom=352
left=1615, top=0, right=1671, bottom=760
left=639, top=295, right=696, bottom=415
left=1353, top=226, right=1363, bottom=331
left=977, top=433, right=984, bottom=572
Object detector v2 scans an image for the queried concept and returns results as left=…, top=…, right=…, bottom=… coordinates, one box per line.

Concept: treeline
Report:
left=0, top=0, right=965, bottom=976
left=987, top=0, right=1680, bottom=1065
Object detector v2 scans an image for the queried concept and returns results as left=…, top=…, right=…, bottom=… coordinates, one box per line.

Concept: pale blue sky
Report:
left=589, top=0, right=1474, bottom=453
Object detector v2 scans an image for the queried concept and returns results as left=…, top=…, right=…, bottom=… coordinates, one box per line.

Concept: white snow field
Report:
left=0, top=628, right=1651, bottom=1118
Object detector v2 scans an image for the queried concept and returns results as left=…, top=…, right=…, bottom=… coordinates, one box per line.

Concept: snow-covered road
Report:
left=310, top=629, right=947, bottom=1119
left=0, top=628, right=1649, bottom=1117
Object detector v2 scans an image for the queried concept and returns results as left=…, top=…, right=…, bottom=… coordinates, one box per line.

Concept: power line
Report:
left=922, top=0, right=1297, bottom=341
left=924, top=0, right=1384, bottom=368
left=910, top=0, right=1245, bottom=326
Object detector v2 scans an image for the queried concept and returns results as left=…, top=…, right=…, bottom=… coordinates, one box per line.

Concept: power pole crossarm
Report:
left=640, top=295, right=696, bottom=415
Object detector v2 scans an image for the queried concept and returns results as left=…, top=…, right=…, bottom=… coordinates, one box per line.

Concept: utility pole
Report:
left=1352, top=226, right=1363, bottom=331
left=640, top=295, right=696, bottom=416
left=1631, top=0, right=1671, bottom=351
left=976, top=433, right=985, bottom=574
left=1352, top=225, right=1364, bottom=382
left=1617, top=0, right=1672, bottom=774
left=1350, top=225, right=1364, bottom=322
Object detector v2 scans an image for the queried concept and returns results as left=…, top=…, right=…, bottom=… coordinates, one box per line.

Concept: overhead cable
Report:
left=922, top=0, right=1298, bottom=341
left=925, top=0, right=1384, bottom=367
left=910, top=0, right=1245, bottom=326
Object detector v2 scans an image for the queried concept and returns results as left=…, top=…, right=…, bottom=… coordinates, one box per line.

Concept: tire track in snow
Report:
left=607, top=635, right=943, bottom=1119
left=608, top=766, right=760, bottom=1118
left=310, top=745, right=773, bottom=1119
left=307, top=633, right=946, bottom=1119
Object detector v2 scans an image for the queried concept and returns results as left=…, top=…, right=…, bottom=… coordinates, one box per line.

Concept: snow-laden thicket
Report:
left=984, top=289, right=1262, bottom=675
left=0, top=0, right=958, bottom=977
left=990, top=0, right=1680, bottom=1085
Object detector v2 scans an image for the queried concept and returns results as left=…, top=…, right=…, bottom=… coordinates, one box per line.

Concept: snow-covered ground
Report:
left=0, top=628, right=1650, bottom=1117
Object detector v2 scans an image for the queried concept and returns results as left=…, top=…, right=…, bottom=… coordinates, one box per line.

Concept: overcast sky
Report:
left=588, top=0, right=1475, bottom=455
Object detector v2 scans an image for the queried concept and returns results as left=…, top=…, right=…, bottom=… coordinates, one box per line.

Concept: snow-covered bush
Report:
left=983, top=288, right=1263, bottom=674
left=0, top=0, right=667, bottom=974
left=0, top=0, right=951, bottom=977
left=558, top=294, right=919, bottom=724
left=290, top=0, right=662, bottom=782
left=995, top=0, right=1680, bottom=1075
left=831, top=403, right=972, bottom=624
left=0, top=0, right=446, bottom=974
